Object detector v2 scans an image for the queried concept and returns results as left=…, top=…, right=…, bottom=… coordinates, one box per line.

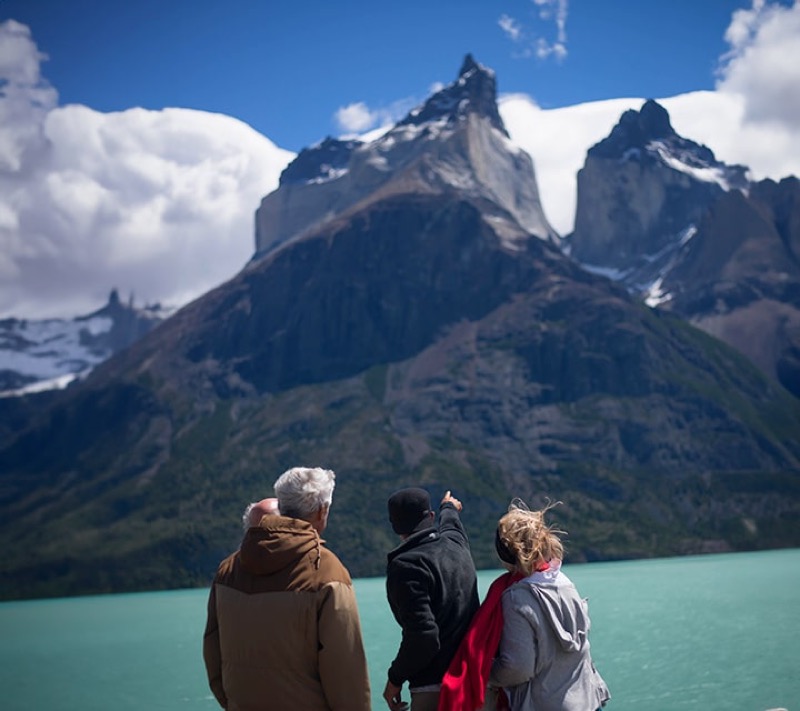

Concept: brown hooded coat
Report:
left=203, top=515, right=371, bottom=710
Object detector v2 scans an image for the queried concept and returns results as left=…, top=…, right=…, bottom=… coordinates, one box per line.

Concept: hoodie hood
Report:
left=239, top=514, right=322, bottom=576
left=521, top=563, right=590, bottom=653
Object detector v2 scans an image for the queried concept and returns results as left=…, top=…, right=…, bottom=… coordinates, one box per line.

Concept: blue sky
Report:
left=0, top=0, right=781, bottom=152
left=1, top=0, right=799, bottom=318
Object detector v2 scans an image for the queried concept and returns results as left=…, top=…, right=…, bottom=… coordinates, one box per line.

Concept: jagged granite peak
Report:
left=396, top=53, right=508, bottom=138
left=588, top=99, right=748, bottom=189
left=255, top=55, right=555, bottom=257
left=568, top=99, right=751, bottom=272
left=590, top=100, right=675, bottom=157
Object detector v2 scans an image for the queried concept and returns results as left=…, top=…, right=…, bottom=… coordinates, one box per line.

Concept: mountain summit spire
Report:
left=397, top=54, right=507, bottom=137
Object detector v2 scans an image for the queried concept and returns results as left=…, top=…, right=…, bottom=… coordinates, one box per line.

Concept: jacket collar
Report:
left=387, top=522, right=437, bottom=561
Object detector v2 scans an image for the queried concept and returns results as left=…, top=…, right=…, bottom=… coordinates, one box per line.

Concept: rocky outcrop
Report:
left=192, top=194, right=569, bottom=394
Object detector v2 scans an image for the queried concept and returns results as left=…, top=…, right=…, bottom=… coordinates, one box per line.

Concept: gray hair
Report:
left=274, top=467, right=335, bottom=520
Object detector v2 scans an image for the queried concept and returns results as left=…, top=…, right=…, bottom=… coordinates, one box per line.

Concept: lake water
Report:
left=1, top=549, right=797, bottom=711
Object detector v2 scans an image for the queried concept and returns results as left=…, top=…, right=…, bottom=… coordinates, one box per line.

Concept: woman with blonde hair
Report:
left=487, top=500, right=610, bottom=711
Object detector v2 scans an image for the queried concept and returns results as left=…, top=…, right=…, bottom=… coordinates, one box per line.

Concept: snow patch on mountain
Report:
left=0, top=293, right=172, bottom=397
left=650, top=141, right=745, bottom=192
left=0, top=316, right=112, bottom=396
left=578, top=223, right=701, bottom=309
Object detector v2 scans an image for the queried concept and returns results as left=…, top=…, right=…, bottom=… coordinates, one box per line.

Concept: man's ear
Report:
left=311, top=503, right=330, bottom=532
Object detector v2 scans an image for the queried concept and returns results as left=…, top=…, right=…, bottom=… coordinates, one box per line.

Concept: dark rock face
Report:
left=192, top=195, right=569, bottom=394
left=751, top=176, right=800, bottom=265
left=652, top=179, right=800, bottom=396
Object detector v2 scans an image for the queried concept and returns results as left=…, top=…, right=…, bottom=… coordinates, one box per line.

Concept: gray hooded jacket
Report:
left=489, top=563, right=610, bottom=711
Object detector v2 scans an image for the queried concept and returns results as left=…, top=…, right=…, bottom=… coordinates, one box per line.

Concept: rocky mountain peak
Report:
left=569, top=99, right=800, bottom=398
left=396, top=53, right=507, bottom=137
left=638, top=99, right=673, bottom=135
left=627, top=99, right=673, bottom=139
left=255, top=55, right=553, bottom=257
left=590, top=99, right=679, bottom=159
left=570, top=99, right=751, bottom=270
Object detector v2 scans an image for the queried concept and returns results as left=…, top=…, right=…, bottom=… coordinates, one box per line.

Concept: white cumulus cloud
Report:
left=334, top=97, right=418, bottom=137
left=335, top=102, right=378, bottom=133
left=0, top=20, right=293, bottom=318
left=500, top=95, right=641, bottom=235
left=716, top=0, right=800, bottom=129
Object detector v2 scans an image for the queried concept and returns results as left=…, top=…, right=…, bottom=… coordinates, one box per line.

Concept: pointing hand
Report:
left=441, top=490, right=462, bottom=511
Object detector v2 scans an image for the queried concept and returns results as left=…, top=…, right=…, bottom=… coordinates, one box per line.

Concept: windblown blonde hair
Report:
left=496, top=499, right=565, bottom=575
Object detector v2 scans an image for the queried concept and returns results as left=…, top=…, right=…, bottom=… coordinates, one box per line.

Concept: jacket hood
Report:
left=521, top=564, right=590, bottom=653
left=239, top=515, right=322, bottom=575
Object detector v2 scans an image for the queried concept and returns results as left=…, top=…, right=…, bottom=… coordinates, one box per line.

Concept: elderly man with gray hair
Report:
left=203, top=467, right=371, bottom=711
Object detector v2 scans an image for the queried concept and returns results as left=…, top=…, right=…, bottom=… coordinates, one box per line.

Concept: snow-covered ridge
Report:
left=0, top=294, right=172, bottom=398
left=0, top=316, right=111, bottom=397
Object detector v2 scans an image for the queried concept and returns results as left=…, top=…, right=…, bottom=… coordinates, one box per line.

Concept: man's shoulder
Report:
left=388, top=530, right=437, bottom=561
left=387, top=534, right=447, bottom=577
left=213, top=549, right=240, bottom=581
left=318, top=545, right=354, bottom=586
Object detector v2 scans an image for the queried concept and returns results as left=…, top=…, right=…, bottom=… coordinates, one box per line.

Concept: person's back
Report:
left=495, top=564, right=608, bottom=711
left=489, top=501, right=609, bottom=711
left=203, top=467, right=370, bottom=711
left=387, top=506, right=479, bottom=685
left=385, top=488, right=479, bottom=711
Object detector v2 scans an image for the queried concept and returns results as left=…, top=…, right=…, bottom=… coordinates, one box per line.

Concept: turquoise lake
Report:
left=0, top=548, right=797, bottom=710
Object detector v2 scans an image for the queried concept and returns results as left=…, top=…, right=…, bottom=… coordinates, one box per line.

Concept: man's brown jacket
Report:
left=203, top=515, right=371, bottom=710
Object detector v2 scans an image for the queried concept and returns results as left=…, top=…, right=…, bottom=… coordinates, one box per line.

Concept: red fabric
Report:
left=437, top=571, right=523, bottom=711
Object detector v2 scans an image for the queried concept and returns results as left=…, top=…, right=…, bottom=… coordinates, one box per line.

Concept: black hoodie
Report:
left=386, top=502, right=480, bottom=688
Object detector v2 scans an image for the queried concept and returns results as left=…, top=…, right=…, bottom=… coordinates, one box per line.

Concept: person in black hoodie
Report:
left=383, top=487, right=479, bottom=711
